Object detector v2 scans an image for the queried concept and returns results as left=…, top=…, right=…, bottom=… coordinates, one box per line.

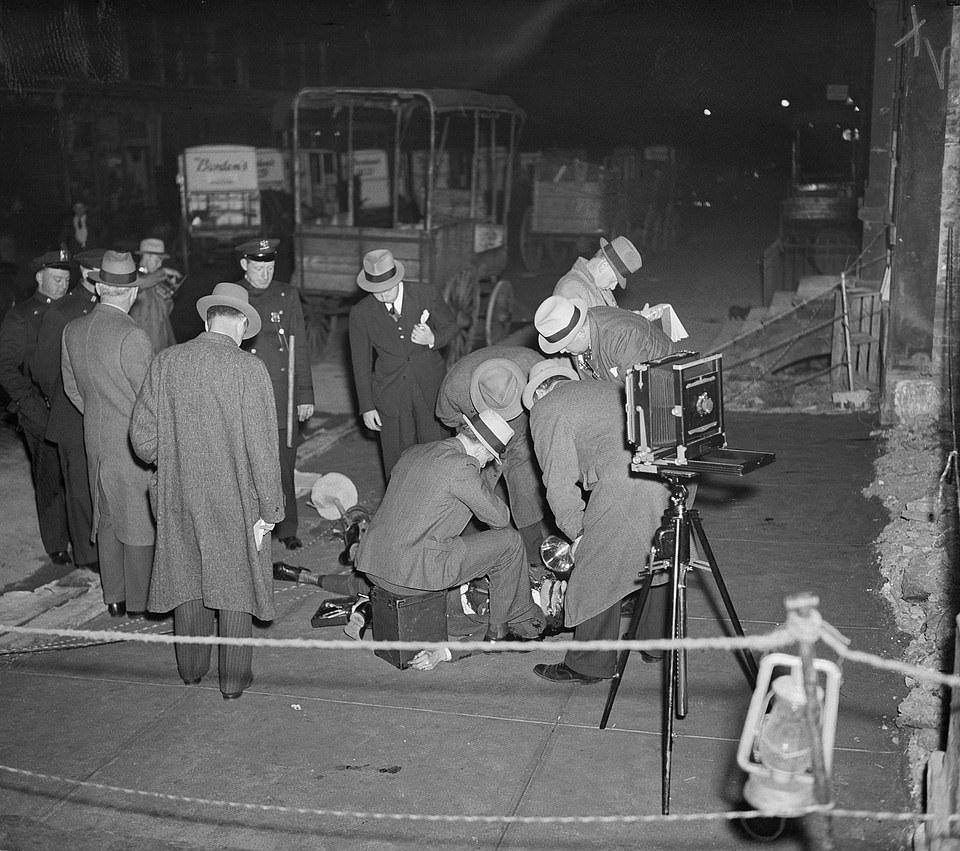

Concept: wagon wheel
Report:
left=443, top=268, right=480, bottom=366
left=519, top=207, right=544, bottom=273
left=485, top=278, right=514, bottom=346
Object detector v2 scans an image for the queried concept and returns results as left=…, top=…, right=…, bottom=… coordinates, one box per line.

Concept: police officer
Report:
left=29, top=248, right=103, bottom=571
left=235, top=238, right=314, bottom=550
left=0, top=250, right=71, bottom=563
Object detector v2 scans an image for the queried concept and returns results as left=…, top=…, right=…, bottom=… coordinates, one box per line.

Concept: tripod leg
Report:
left=676, top=562, right=689, bottom=719
left=689, top=512, right=759, bottom=686
left=599, top=576, right=653, bottom=730
left=662, top=513, right=684, bottom=815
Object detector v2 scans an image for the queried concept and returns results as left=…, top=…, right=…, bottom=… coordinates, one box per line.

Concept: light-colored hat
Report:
left=463, top=409, right=514, bottom=464
left=89, top=250, right=156, bottom=288
left=357, top=248, right=405, bottom=292
left=534, top=295, right=588, bottom=354
left=469, top=358, right=528, bottom=422
left=137, top=238, right=169, bottom=258
left=196, top=282, right=262, bottom=339
left=522, top=359, right=579, bottom=409
left=599, top=235, right=642, bottom=287
left=309, top=472, right=359, bottom=520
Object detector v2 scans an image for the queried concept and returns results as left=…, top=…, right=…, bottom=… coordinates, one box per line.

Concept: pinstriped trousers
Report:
left=173, top=599, right=253, bottom=696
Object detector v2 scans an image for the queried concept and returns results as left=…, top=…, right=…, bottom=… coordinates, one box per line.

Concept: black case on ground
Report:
left=370, top=586, right=448, bottom=669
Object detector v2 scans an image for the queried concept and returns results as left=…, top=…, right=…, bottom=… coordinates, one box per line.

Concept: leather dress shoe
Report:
left=106, top=602, right=126, bottom=617
left=280, top=535, right=303, bottom=550
left=222, top=677, right=253, bottom=700
left=640, top=651, right=664, bottom=664
left=182, top=677, right=202, bottom=686
left=534, top=661, right=607, bottom=684
left=49, top=550, right=72, bottom=565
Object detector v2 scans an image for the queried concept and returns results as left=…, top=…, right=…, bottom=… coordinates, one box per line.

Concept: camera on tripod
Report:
left=625, top=351, right=774, bottom=476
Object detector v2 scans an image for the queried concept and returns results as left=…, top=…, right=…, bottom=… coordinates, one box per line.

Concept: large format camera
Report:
left=625, top=352, right=774, bottom=475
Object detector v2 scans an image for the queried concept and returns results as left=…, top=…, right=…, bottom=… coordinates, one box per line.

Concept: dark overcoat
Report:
left=61, top=304, right=155, bottom=546
left=575, top=306, right=676, bottom=382
left=530, top=381, right=670, bottom=626
left=435, top=344, right=546, bottom=527
left=129, top=332, right=284, bottom=619
left=0, top=291, right=57, bottom=435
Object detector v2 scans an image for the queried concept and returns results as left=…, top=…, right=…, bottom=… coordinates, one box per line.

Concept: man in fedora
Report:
left=29, top=249, right=104, bottom=572
left=356, top=408, right=545, bottom=669
left=349, top=248, right=457, bottom=478
left=554, top=235, right=642, bottom=308
left=62, top=250, right=157, bottom=616
left=534, top=294, right=675, bottom=383
left=0, top=249, right=72, bottom=564
left=235, top=237, right=313, bottom=550
left=435, top=345, right=549, bottom=576
left=131, top=282, right=284, bottom=700
left=522, top=364, right=671, bottom=684
left=130, top=237, right=182, bottom=352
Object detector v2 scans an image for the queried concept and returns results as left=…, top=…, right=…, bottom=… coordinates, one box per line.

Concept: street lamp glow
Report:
left=703, top=108, right=712, bottom=117
left=780, top=98, right=791, bottom=108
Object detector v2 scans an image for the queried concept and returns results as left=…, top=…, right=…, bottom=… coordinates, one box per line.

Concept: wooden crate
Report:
left=831, top=287, right=883, bottom=388
left=530, top=158, right=615, bottom=235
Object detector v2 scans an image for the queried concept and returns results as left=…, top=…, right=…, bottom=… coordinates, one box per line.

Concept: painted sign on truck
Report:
left=182, top=145, right=258, bottom=191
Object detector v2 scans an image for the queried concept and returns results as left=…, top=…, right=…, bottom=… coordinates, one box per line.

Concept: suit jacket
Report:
left=0, top=291, right=58, bottom=436
left=348, top=281, right=457, bottom=417
left=62, top=304, right=155, bottom=545
left=130, top=332, right=284, bottom=618
left=576, top=306, right=676, bottom=382
left=530, top=381, right=669, bottom=626
left=435, top=344, right=546, bottom=527
left=30, top=285, right=98, bottom=445
left=553, top=257, right=618, bottom=308
left=357, top=438, right=510, bottom=591
left=237, top=278, right=314, bottom=428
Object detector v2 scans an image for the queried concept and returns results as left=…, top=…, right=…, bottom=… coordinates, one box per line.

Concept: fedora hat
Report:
left=357, top=248, right=404, bottom=292
left=599, top=236, right=642, bottom=287
left=469, top=358, right=528, bottom=422
left=522, top=359, right=579, bottom=409
left=534, top=295, right=588, bottom=354
left=196, top=282, right=262, bottom=339
left=463, top=409, right=514, bottom=464
left=137, top=238, right=169, bottom=259
left=89, top=250, right=156, bottom=288
left=309, top=472, right=359, bottom=520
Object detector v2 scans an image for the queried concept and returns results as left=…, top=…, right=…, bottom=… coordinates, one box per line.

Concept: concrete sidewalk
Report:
left=0, top=408, right=910, bottom=851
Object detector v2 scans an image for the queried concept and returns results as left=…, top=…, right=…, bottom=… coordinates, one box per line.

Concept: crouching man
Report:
left=356, top=410, right=545, bottom=670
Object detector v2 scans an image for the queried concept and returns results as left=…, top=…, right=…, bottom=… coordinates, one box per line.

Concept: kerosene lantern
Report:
left=736, top=651, right=841, bottom=814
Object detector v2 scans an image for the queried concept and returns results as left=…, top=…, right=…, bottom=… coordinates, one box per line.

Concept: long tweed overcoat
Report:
left=129, top=332, right=284, bottom=619
left=529, top=380, right=670, bottom=626
left=61, top=304, right=155, bottom=545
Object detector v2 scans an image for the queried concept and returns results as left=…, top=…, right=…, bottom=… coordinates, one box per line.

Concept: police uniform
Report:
left=29, top=250, right=103, bottom=568
left=235, top=238, right=314, bottom=546
left=0, top=251, right=70, bottom=559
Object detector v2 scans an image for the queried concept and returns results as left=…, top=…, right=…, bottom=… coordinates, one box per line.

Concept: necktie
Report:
left=386, top=303, right=398, bottom=321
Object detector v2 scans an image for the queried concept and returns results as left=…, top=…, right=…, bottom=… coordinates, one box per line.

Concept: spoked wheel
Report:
left=443, top=268, right=479, bottom=366
left=519, top=207, right=544, bottom=273
left=485, top=278, right=514, bottom=346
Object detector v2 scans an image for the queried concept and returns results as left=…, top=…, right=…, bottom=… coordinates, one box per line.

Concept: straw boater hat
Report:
left=196, top=282, right=262, bottom=339
left=89, top=250, right=157, bottom=288
left=137, top=238, right=169, bottom=259
left=463, top=409, right=514, bottom=464
left=469, top=358, right=529, bottom=422
left=522, top=359, right=580, bottom=410
left=598, top=235, right=642, bottom=287
left=357, top=248, right=404, bottom=293
left=534, top=295, right=588, bottom=355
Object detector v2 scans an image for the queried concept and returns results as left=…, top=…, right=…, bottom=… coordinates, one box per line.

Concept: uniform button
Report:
left=250, top=348, right=257, bottom=354
left=280, top=366, right=286, bottom=372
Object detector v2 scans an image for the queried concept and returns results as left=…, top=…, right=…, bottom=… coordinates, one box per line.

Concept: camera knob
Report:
left=695, top=393, right=714, bottom=415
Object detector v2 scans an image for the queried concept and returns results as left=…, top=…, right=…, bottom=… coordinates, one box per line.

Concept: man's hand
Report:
left=410, top=322, right=435, bottom=348
left=297, top=404, right=314, bottom=422
left=410, top=647, right=452, bottom=670
left=362, top=409, right=382, bottom=431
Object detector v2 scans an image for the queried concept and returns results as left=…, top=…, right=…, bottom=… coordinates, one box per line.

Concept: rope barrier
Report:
left=0, top=762, right=952, bottom=828
left=4, top=616, right=960, bottom=689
